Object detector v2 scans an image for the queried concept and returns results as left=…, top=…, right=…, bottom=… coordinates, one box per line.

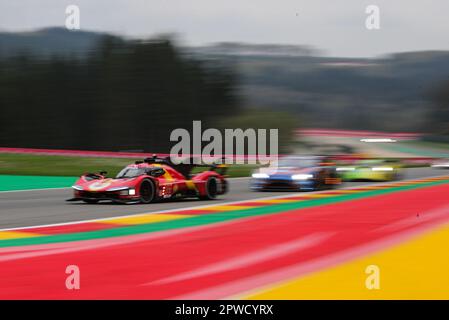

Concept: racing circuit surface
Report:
left=1, top=167, right=449, bottom=299
left=0, top=167, right=442, bottom=228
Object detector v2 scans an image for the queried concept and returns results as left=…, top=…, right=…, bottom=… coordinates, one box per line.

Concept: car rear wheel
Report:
left=139, top=179, right=156, bottom=204
left=200, top=177, right=218, bottom=200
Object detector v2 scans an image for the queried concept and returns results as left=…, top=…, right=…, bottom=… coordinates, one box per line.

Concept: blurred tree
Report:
left=0, top=36, right=240, bottom=152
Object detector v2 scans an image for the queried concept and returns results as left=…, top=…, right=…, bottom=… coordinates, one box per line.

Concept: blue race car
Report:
left=250, top=156, right=341, bottom=191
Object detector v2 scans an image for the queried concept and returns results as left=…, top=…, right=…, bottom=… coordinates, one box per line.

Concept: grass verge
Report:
left=0, top=153, right=257, bottom=178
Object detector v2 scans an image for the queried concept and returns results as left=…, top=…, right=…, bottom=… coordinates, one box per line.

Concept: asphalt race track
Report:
left=1, top=167, right=449, bottom=299
left=0, top=167, right=444, bottom=229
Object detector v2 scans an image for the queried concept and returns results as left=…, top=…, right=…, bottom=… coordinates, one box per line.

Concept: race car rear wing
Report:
left=142, top=155, right=228, bottom=177
left=210, top=163, right=228, bottom=176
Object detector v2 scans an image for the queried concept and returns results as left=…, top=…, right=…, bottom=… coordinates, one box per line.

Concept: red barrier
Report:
left=0, top=147, right=271, bottom=161
left=0, top=147, right=437, bottom=163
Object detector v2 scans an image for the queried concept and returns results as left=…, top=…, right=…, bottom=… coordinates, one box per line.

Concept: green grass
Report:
left=0, top=153, right=257, bottom=178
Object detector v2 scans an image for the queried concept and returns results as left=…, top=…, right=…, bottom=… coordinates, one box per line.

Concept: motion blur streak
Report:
left=245, top=222, right=449, bottom=299
left=0, top=180, right=448, bottom=299
left=146, top=232, right=333, bottom=285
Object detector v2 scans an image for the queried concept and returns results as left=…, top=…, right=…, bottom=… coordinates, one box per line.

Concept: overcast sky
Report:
left=1, top=0, right=448, bottom=57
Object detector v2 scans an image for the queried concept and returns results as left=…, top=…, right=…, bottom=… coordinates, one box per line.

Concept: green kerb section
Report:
left=1, top=178, right=449, bottom=248
left=0, top=175, right=77, bottom=191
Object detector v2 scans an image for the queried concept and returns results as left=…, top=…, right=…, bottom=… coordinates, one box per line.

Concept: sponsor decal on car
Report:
left=88, top=179, right=113, bottom=191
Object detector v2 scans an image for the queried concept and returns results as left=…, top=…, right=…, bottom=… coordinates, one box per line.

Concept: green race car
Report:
left=336, top=159, right=403, bottom=182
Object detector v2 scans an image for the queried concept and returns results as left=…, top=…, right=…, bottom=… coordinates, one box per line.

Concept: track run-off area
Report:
left=0, top=168, right=449, bottom=299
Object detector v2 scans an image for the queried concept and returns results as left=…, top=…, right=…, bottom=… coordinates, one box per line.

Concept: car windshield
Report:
left=115, top=167, right=146, bottom=178
left=274, top=158, right=318, bottom=168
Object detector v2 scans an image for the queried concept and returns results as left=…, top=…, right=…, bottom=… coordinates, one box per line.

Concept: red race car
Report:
left=68, top=156, right=228, bottom=204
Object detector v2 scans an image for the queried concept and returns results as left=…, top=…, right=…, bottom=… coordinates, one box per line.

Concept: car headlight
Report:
left=336, top=167, right=355, bottom=171
left=107, top=186, right=130, bottom=192
left=128, top=188, right=136, bottom=195
left=371, top=167, right=393, bottom=171
left=72, top=185, right=84, bottom=191
left=291, top=174, right=314, bottom=180
left=252, top=173, right=269, bottom=179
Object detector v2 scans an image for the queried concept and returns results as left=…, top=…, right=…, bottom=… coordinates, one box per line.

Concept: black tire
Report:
left=139, top=179, right=156, bottom=204
left=315, top=174, right=326, bottom=191
left=82, top=199, right=99, bottom=204
left=200, top=177, right=218, bottom=200
left=392, top=171, right=402, bottom=181
left=221, top=179, right=229, bottom=194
